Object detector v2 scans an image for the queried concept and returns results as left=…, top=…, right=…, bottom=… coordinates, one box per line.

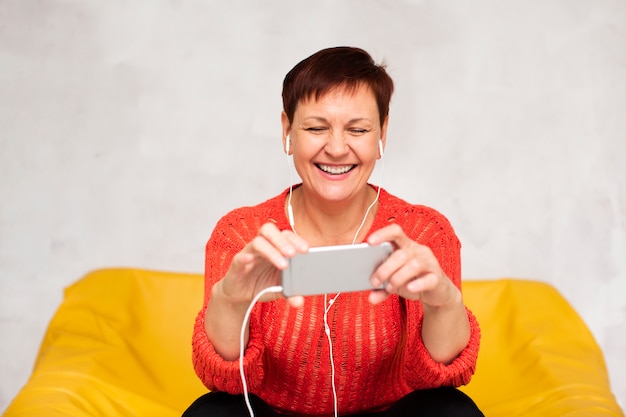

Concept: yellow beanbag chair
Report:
left=3, top=269, right=623, bottom=417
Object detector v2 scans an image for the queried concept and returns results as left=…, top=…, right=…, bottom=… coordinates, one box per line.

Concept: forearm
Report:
left=421, top=287, right=471, bottom=364
left=204, top=280, right=250, bottom=361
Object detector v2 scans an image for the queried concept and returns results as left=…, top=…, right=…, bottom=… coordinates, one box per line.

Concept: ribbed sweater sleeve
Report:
left=386, top=200, right=480, bottom=388
left=404, top=305, right=480, bottom=387
left=191, top=206, right=268, bottom=393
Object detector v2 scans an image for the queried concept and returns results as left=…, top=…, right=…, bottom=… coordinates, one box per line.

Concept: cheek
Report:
left=355, top=142, right=380, bottom=162
left=291, top=152, right=314, bottom=178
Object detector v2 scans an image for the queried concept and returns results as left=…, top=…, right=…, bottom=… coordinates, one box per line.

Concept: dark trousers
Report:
left=182, top=387, right=484, bottom=417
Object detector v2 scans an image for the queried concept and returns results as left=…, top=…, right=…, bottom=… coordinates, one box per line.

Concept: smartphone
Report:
left=281, top=242, right=393, bottom=297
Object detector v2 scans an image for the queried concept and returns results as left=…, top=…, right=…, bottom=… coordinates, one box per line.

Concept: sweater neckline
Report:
left=275, top=184, right=391, bottom=244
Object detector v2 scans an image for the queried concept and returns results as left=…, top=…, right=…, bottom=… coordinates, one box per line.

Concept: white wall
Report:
left=1, top=0, right=624, bottom=412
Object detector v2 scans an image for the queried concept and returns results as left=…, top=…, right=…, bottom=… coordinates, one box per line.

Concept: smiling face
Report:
left=282, top=83, right=388, bottom=205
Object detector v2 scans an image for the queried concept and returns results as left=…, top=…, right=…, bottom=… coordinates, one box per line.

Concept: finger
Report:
left=286, top=295, right=305, bottom=308
left=227, top=252, right=256, bottom=276
left=248, top=235, right=289, bottom=269
left=405, top=273, right=437, bottom=294
left=367, top=223, right=410, bottom=247
left=280, top=229, right=309, bottom=254
left=371, top=248, right=416, bottom=288
left=258, top=223, right=294, bottom=255
left=368, top=289, right=390, bottom=305
left=259, top=223, right=308, bottom=258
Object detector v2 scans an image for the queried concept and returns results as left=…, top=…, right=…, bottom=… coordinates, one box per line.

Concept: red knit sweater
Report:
left=192, top=187, right=480, bottom=416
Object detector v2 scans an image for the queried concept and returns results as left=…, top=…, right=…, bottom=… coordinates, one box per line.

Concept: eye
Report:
left=348, top=128, right=370, bottom=135
left=304, top=127, right=328, bottom=134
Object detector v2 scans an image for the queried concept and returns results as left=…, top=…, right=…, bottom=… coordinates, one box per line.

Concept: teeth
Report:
left=318, top=164, right=354, bottom=175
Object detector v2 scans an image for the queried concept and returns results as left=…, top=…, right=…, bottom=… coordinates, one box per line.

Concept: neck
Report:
left=288, top=185, right=379, bottom=246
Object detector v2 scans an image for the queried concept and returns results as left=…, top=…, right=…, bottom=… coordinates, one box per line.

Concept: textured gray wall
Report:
left=1, top=0, right=624, bottom=411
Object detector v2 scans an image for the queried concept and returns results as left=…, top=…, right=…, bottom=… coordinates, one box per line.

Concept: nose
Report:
left=324, top=131, right=349, bottom=158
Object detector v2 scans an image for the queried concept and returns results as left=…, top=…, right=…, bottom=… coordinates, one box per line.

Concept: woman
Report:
left=184, top=47, right=483, bottom=417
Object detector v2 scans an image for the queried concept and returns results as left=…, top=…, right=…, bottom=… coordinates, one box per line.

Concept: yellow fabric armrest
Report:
left=460, top=279, right=623, bottom=416
left=4, top=269, right=207, bottom=417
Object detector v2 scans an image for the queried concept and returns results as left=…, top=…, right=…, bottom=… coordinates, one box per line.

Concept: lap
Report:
left=181, top=392, right=280, bottom=417
left=181, top=388, right=483, bottom=417
left=380, top=387, right=484, bottom=417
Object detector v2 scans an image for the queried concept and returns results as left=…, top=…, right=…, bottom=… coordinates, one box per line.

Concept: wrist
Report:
left=422, top=281, right=463, bottom=312
left=211, top=280, right=250, bottom=311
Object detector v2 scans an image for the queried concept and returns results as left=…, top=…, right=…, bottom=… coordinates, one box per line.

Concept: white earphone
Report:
left=261, top=133, right=387, bottom=417
left=285, top=134, right=295, bottom=228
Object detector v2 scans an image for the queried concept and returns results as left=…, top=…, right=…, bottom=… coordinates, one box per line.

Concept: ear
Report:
left=281, top=111, right=292, bottom=155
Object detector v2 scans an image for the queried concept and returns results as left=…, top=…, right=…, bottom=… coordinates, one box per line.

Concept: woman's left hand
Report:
left=366, top=224, right=458, bottom=307
left=367, top=224, right=470, bottom=363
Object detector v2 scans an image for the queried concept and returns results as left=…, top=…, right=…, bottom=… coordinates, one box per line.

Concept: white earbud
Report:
left=286, top=133, right=295, bottom=229
left=378, top=139, right=384, bottom=158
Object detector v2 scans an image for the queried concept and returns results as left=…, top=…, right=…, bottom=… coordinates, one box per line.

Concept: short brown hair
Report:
left=282, top=47, right=394, bottom=127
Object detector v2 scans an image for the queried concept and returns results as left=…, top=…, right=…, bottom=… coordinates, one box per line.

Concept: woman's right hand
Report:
left=205, top=222, right=308, bottom=361
left=218, top=222, right=309, bottom=307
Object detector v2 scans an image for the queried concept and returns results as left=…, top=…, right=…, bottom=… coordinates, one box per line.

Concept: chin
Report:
left=314, top=181, right=367, bottom=202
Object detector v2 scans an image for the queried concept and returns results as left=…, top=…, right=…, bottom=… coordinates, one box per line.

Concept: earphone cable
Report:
left=240, top=285, right=284, bottom=417
left=324, top=293, right=340, bottom=417
left=240, top=140, right=386, bottom=416
left=352, top=154, right=384, bottom=245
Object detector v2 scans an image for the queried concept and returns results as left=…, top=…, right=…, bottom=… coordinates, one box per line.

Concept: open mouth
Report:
left=316, top=164, right=356, bottom=175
